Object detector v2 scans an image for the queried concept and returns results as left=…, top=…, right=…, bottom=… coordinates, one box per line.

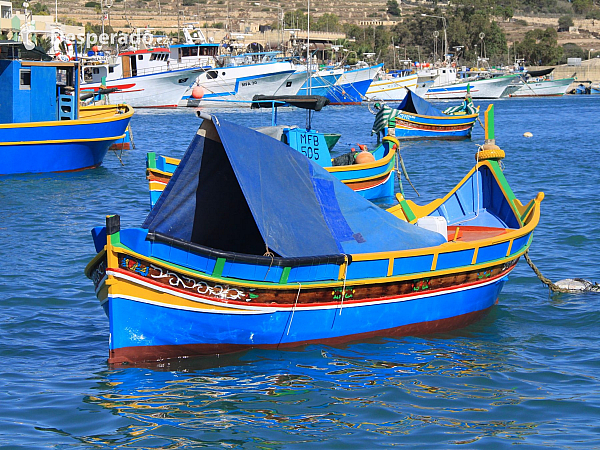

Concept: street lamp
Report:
left=590, top=48, right=595, bottom=60
left=422, top=13, right=447, bottom=64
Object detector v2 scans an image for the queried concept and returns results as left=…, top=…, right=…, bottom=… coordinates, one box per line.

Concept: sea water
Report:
left=1, top=97, right=599, bottom=448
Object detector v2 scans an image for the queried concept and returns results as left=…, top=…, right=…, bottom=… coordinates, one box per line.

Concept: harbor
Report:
left=2, top=0, right=600, bottom=445
left=2, top=97, right=600, bottom=447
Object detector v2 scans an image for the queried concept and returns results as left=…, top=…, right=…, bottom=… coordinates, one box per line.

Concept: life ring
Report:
left=382, top=135, right=400, bottom=150
left=476, top=148, right=505, bottom=161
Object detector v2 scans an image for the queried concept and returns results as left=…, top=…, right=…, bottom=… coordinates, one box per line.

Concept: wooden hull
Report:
left=100, top=255, right=510, bottom=364
left=81, top=68, right=200, bottom=108
left=0, top=104, right=133, bottom=175
left=365, top=73, right=419, bottom=101
left=87, top=157, right=543, bottom=364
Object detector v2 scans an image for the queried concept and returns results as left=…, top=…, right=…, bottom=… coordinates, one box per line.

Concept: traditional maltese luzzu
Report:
left=86, top=106, right=543, bottom=364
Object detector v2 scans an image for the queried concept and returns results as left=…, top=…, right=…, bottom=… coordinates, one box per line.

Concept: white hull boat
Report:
left=508, top=77, right=574, bottom=97
left=365, top=72, right=418, bottom=101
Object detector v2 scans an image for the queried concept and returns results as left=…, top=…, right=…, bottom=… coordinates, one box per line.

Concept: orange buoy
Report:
left=355, top=151, right=375, bottom=164
left=191, top=85, right=205, bottom=99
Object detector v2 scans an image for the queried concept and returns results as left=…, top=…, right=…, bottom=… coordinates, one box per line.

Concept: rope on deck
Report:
left=524, top=250, right=600, bottom=293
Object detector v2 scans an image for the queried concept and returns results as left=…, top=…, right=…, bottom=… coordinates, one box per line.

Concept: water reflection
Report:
left=81, top=335, right=555, bottom=447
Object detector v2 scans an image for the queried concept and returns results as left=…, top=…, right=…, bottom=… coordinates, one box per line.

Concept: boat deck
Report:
left=447, top=225, right=509, bottom=242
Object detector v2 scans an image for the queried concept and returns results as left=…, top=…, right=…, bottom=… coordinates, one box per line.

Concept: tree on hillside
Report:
left=387, top=0, right=401, bottom=17
left=572, top=0, right=594, bottom=15
left=283, top=9, right=308, bottom=31
left=523, top=0, right=557, bottom=13
left=558, top=15, right=574, bottom=31
left=513, top=28, right=563, bottom=65
left=314, top=13, right=342, bottom=33
left=561, top=42, right=585, bottom=62
left=31, top=3, right=50, bottom=15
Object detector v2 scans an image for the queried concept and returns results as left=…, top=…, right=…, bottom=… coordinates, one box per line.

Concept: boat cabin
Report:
left=169, top=43, right=219, bottom=66
left=118, top=47, right=173, bottom=78
left=82, top=47, right=179, bottom=83
left=0, top=42, right=79, bottom=123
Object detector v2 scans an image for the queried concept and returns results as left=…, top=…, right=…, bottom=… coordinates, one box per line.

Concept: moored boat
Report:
left=80, top=46, right=205, bottom=108
left=507, top=68, right=574, bottom=97
left=0, top=41, right=133, bottom=175
left=371, top=90, right=479, bottom=140
left=365, top=69, right=419, bottom=101
left=325, top=63, right=382, bottom=105
left=182, top=52, right=298, bottom=106
left=420, top=66, right=517, bottom=99
left=85, top=105, right=543, bottom=365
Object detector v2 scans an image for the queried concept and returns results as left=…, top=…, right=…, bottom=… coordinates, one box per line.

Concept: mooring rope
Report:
left=477, top=116, right=485, bottom=130
left=524, top=250, right=600, bottom=293
left=523, top=250, right=572, bottom=293
left=396, top=148, right=420, bottom=196
left=286, top=283, right=302, bottom=336
left=112, top=149, right=125, bottom=166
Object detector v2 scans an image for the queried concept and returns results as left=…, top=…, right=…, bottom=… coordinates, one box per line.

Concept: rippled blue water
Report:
left=1, top=97, right=600, bottom=448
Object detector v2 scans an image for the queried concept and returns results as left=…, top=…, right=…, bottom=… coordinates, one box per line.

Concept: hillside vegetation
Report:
left=16, top=0, right=600, bottom=66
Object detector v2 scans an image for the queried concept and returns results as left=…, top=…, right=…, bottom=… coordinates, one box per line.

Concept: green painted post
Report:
left=484, top=104, right=495, bottom=143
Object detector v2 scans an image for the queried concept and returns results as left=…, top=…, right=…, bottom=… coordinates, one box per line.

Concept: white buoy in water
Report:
left=555, top=278, right=600, bottom=292
left=523, top=132, right=533, bottom=138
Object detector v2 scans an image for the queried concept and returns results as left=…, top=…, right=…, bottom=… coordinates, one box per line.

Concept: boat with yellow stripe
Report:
left=372, top=89, right=479, bottom=140
left=85, top=105, right=542, bottom=365
left=0, top=42, right=133, bottom=175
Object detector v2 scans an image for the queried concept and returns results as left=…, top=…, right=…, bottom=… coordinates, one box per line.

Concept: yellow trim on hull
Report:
left=0, top=134, right=125, bottom=146
left=104, top=273, right=252, bottom=312
left=0, top=104, right=134, bottom=129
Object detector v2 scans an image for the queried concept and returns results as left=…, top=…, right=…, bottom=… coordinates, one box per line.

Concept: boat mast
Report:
left=306, top=0, right=312, bottom=129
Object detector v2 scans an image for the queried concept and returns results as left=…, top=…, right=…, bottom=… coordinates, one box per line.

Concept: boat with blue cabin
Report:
left=0, top=41, right=133, bottom=175
left=85, top=104, right=543, bottom=364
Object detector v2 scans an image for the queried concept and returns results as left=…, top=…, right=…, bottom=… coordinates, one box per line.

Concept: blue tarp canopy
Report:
left=143, top=115, right=446, bottom=258
left=394, top=89, right=445, bottom=117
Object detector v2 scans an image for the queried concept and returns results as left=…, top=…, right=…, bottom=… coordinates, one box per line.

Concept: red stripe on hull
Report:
left=108, top=304, right=495, bottom=365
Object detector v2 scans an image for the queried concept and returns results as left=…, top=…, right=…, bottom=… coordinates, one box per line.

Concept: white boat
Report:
left=365, top=70, right=419, bottom=101
left=274, top=66, right=342, bottom=97
left=80, top=46, right=204, bottom=107
left=507, top=69, right=574, bottom=97
left=325, top=63, right=381, bottom=104
left=419, top=66, right=517, bottom=100
left=181, top=52, right=299, bottom=106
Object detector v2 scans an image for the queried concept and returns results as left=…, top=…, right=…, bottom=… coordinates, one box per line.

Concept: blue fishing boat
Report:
left=326, top=63, right=382, bottom=105
left=85, top=105, right=543, bottom=365
left=371, top=89, right=479, bottom=140
left=146, top=95, right=397, bottom=206
left=0, top=41, right=133, bottom=175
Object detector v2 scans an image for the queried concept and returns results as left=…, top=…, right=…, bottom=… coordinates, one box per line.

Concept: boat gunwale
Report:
left=84, top=201, right=538, bottom=291
left=394, top=110, right=479, bottom=123
left=0, top=104, right=134, bottom=129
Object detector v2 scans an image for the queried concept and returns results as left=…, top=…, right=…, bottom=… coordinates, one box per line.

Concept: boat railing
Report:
left=131, top=61, right=207, bottom=77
